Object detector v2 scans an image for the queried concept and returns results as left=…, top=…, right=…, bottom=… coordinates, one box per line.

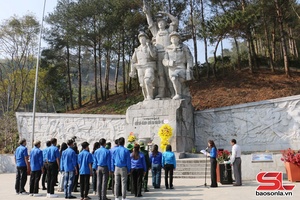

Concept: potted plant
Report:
left=217, top=149, right=230, bottom=163
left=281, top=148, right=300, bottom=182
left=216, top=149, right=232, bottom=184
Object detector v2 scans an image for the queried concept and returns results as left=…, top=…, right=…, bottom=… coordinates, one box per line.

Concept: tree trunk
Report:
left=234, top=37, right=241, bottom=70
left=200, top=0, right=210, bottom=79
left=275, top=0, right=290, bottom=77
left=104, top=48, right=111, bottom=100
left=190, top=0, right=199, bottom=79
left=247, top=40, right=253, bottom=73
left=78, top=44, right=82, bottom=108
left=66, top=44, right=74, bottom=110
left=122, top=31, right=126, bottom=95
left=93, top=42, right=98, bottom=104
left=212, top=37, right=222, bottom=78
left=262, top=12, right=275, bottom=72
left=98, top=42, right=104, bottom=101
left=115, top=40, right=121, bottom=95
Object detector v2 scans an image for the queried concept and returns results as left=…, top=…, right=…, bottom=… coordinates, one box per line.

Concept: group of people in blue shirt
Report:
left=14, top=136, right=177, bottom=200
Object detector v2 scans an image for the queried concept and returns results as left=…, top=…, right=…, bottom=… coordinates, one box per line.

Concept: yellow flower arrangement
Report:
left=128, top=132, right=136, bottom=143
left=158, top=124, right=173, bottom=151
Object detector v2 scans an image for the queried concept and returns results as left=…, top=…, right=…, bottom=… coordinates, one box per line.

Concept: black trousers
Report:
left=41, top=163, right=47, bottom=189
left=15, top=166, right=27, bottom=193
left=80, top=174, right=90, bottom=198
left=92, top=169, right=97, bottom=192
left=164, top=164, right=174, bottom=188
left=46, top=162, right=58, bottom=194
left=210, top=158, right=218, bottom=187
left=131, top=168, right=143, bottom=197
left=30, top=170, right=42, bottom=194
left=73, top=165, right=79, bottom=192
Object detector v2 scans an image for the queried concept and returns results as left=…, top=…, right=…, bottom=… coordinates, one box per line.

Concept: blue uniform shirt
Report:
left=46, top=145, right=60, bottom=162
left=150, top=152, right=162, bottom=165
left=30, top=146, right=43, bottom=171
left=60, top=147, right=77, bottom=172
left=15, top=145, right=28, bottom=167
left=162, top=150, right=176, bottom=168
left=93, top=146, right=111, bottom=171
left=112, top=146, right=131, bottom=173
left=131, top=152, right=147, bottom=172
left=210, top=147, right=217, bottom=158
left=92, top=153, right=97, bottom=170
left=42, top=147, right=49, bottom=162
left=78, top=149, right=93, bottom=175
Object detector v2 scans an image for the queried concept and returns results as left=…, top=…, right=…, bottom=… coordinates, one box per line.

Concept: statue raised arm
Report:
left=142, top=2, right=179, bottom=99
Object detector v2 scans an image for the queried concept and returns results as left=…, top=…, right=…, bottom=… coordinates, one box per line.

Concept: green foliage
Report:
left=0, top=112, right=19, bottom=154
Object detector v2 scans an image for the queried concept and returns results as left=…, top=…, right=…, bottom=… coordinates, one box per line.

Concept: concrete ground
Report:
left=1, top=173, right=300, bottom=200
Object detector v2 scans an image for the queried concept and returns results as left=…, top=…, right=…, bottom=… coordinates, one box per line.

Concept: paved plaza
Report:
left=1, top=173, right=300, bottom=200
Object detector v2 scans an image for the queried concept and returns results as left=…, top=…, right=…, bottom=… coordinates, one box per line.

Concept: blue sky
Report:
left=0, top=0, right=228, bottom=63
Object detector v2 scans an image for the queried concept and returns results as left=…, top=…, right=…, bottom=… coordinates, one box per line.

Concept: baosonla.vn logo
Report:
left=256, top=172, right=295, bottom=197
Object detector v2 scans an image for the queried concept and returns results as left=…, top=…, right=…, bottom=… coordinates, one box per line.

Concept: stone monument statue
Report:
left=129, top=32, right=157, bottom=100
left=143, top=2, right=178, bottom=99
left=163, top=32, right=193, bottom=100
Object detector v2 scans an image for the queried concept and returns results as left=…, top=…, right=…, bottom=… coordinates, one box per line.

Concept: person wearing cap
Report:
left=111, top=137, right=131, bottom=200
left=162, top=31, right=193, bottom=100
left=130, top=144, right=147, bottom=197
left=29, top=141, right=43, bottom=196
left=14, top=138, right=30, bottom=195
left=93, top=138, right=111, bottom=200
left=60, top=139, right=77, bottom=199
left=105, top=142, right=112, bottom=190
left=45, top=138, right=60, bottom=198
left=139, top=141, right=150, bottom=192
left=143, top=2, right=179, bottom=99
left=105, top=142, right=111, bottom=150
left=78, top=142, right=93, bottom=200
left=129, top=32, right=157, bottom=101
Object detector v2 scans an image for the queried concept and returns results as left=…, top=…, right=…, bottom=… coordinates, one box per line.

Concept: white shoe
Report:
left=20, top=192, right=29, bottom=195
left=115, top=198, right=119, bottom=200
left=33, top=194, right=42, bottom=197
left=122, top=198, right=130, bottom=200
left=48, top=194, right=58, bottom=198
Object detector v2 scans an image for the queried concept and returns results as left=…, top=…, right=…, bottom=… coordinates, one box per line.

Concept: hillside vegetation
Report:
left=68, top=69, right=300, bottom=114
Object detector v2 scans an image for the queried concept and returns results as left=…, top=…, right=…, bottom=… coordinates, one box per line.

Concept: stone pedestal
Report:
left=125, top=99, right=194, bottom=152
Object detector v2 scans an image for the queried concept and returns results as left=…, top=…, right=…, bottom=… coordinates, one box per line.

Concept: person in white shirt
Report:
left=229, top=139, right=242, bottom=186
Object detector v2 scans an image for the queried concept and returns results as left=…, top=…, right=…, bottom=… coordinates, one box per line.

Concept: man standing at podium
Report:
left=229, top=139, right=242, bottom=186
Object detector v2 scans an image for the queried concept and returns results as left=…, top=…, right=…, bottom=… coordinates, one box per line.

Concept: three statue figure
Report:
left=129, top=4, right=193, bottom=101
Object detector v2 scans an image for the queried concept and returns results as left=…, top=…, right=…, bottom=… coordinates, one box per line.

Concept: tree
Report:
left=0, top=14, right=39, bottom=112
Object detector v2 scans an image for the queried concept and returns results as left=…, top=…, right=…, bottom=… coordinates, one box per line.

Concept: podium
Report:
left=218, top=163, right=233, bottom=184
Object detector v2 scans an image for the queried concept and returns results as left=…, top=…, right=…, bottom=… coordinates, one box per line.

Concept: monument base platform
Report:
left=125, top=99, right=194, bottom=152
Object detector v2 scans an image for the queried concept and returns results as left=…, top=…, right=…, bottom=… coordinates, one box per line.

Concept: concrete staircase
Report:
left=150, top=157, right=211, bottom=179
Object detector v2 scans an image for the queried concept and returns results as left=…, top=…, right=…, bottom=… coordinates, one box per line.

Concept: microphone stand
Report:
left=204, top=148, right=208, bottom=187
left=197, top=148, right=209, bottom=188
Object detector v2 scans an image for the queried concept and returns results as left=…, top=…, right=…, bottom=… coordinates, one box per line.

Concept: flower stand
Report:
left=285, top=162, right=300, bottom=182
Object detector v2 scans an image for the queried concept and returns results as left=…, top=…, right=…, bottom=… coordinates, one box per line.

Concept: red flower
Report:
left=217, top=149, right=230, bottom=163
left=281, top=148, right=300, bottom=167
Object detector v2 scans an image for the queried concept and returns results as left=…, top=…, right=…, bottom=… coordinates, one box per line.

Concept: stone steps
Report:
left=150, top=158, right=211, bottom=179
